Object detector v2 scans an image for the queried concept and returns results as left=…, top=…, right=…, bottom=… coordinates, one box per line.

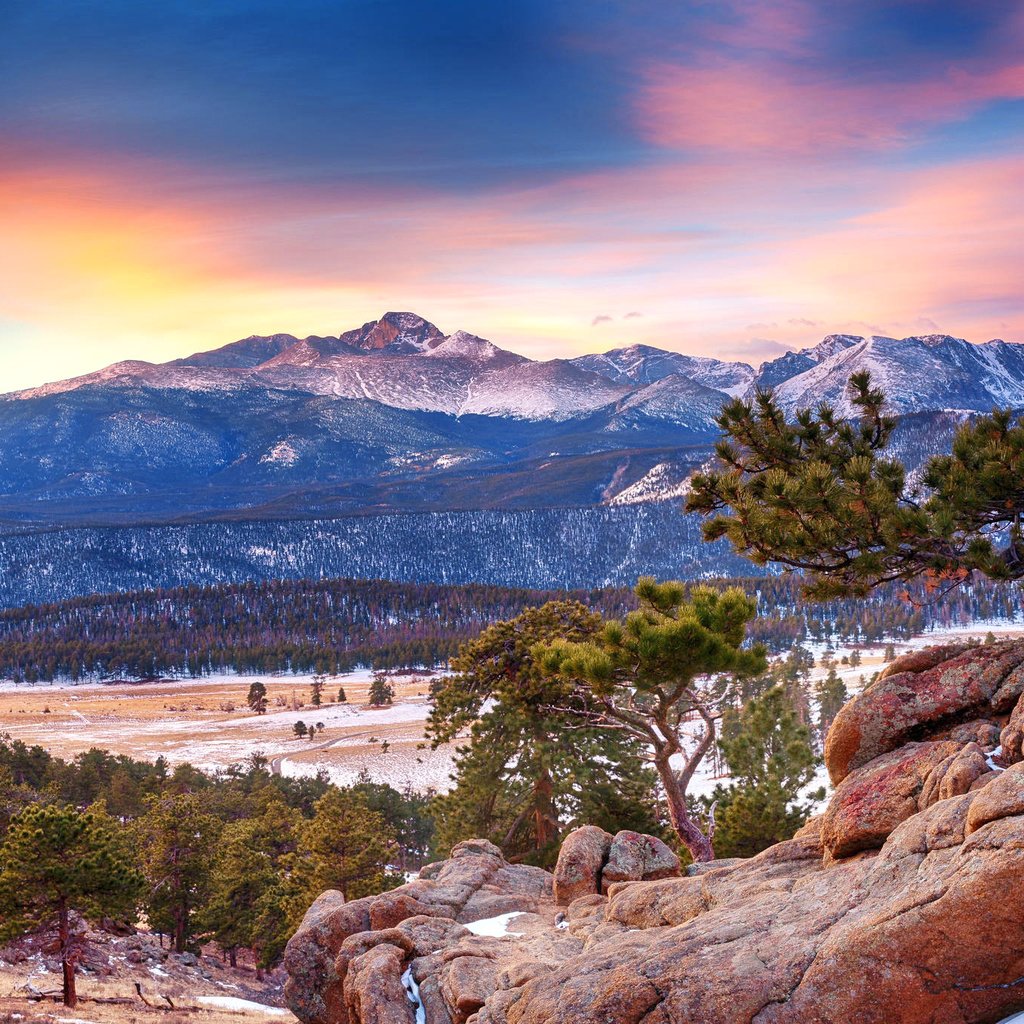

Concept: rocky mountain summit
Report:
left=285, top=639, right=1024, bottom=1024
left=2, top=312, right=1020, bottom=531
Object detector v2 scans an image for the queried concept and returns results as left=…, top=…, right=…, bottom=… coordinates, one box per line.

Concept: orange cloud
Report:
left=769, top=154, right=1024, bottom=325
left=1, top=141, right=1022, bottom=391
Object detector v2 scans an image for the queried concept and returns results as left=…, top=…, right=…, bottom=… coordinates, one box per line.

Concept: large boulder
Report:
left=283, top=891, right=373, bottom=1024
left=825, top=640, right=1024, bottom=784
left=344, top=942, right=415, bottom=1024
left=600, top=829, right=681, bottom=891
left=284, top=840, right=557, bottom=1024
left=552, top=825, right=612, bottom=905
left=820, top=739, right=962, bottom=858
left=493, top=789, right=1024, bottom=1024
left=1001, top=692, right=1024, bottom=762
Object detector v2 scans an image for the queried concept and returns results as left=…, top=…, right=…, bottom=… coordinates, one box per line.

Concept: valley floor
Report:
left=1, top=620, right=1021, bottom=797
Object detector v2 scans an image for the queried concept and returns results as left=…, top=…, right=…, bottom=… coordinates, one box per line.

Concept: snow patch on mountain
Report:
left=606, top=463, right=693, bottom=505
left=259, top=440, right=300, bottom=467
left=770, top=334, right=1024, bottom=416
left=573, top=344, right=753, bottom=396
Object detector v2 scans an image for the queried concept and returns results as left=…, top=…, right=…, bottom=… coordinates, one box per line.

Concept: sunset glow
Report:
left=2, top=1, right=1023, bottom=389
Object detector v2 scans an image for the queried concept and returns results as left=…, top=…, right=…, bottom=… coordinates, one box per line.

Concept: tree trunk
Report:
left=174, top=906, right=187, bottom=954
left=58, top=902, right=77, bottom=1008
left=657, top=757, right=715, bottom=862
left=532, top=766, right=558, bottom=852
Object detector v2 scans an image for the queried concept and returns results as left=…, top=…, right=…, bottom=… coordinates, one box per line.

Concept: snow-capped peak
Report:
left=339, top=312, right=445, bottom=353
left=425, top=331, right=512, bottom=361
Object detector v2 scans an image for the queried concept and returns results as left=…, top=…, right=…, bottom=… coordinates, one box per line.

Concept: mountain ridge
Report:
left=1, top=312, right=1021, bottom=531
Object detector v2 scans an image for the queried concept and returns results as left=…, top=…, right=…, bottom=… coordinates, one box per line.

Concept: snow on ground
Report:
left=279, top=741, right=455, bottom=793
left=463, top=912, right=525, bottom=937
left=196, top=995, right=290, bottom=1015
left=402, top=966, right=427, bottom=1024
left=2, top=618, right=1020, bottom=802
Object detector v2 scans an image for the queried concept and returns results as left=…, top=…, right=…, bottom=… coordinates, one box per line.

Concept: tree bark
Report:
left=58, top=901, right=77, bottom=1008
left=174, top=906, right=187, bottom=954
left=532, top=764, right=558, bottom=852
left=656, top=756, right=715, bottom=862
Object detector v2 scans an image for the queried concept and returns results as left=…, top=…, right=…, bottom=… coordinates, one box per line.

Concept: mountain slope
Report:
left=573, top=344, right=754, bottom=395
left=769, top=334, right=1024, bottom=415
left=3, top=318, right=1024, bottom=531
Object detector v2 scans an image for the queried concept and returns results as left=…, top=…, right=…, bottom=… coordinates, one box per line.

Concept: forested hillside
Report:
left=0, top=573, right=1016, bottom=683
left=0, top=504, right=753, bottom=607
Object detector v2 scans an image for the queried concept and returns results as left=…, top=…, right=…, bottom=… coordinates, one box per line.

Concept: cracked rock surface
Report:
left=286, top=640, right=1024, bottom=1024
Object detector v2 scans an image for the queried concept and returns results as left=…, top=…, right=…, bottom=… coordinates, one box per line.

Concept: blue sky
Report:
left=1, top=0, right=1022, bottom=388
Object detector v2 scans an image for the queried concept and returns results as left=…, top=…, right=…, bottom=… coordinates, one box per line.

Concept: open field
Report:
left=2, top=620, right=1022, bottom=796
left=0, top=669, right=457, bottom=793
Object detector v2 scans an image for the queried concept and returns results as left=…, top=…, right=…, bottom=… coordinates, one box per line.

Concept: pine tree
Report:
left=536, top=580, right=766, bottom=862
left=337, top=686, right=347, bottom=703
left=429, top=601, right=659, bottom=865
left=0, top=803, right=142, bottom=1007
left=200, top=790, right=299, bottom=968
left=290, top=788, right=397, bottom=903
left=708, top=687, right=821, bottom=858
left=247, top=681, right=268, bottom=715
left=293, top=721, right=308, bottom=739
left=687, top=372, right=1024, bottom=596
left=310, top=676, right=324, bottom=707
left=135, top=793, right=222, bottom=953
left=368, top=672, right=394, bottom=706
left=815, top=668, right=848, bottom=740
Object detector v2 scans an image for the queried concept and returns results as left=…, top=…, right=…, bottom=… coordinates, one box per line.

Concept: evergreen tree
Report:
left=429, top=601, right=659, bottom=865
left=293, top=721, right=308, bottom=739
left=0, top=803, right=142, bottom=1007
left=368, top=672, right=395, bottom=706
left=247, top=681, right=268, bottom=715
left=337, top=686, right=347, bottom=703
left=135, top=793, right=222, bottom=953
left=816, top=668, right=848, bottom=740
left=0, top=764, right=38, bottom=835
left=687, top=372, right=1024, bottom=596
left=290, top=788, right=397, bottom=903
left=536, top=580, right=765, bottom=862
left=310, top=676, right=324, bottom=707
left=200, top=790, right=299, bottom=968
left=350, top=778, right=435, bottom=870
left=707, top=687, right=821, bottom=858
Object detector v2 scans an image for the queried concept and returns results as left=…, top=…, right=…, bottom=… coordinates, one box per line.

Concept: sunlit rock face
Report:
left=286, top=641, right=1024, bottom=1024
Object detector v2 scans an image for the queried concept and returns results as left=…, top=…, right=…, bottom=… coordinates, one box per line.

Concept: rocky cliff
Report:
left=284, top=640, right=1024, bottom=1024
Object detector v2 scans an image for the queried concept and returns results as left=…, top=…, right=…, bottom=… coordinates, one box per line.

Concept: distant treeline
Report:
left=0, top=574, right=1018, bottom=683
left=0, top=578, right=633, bottom=682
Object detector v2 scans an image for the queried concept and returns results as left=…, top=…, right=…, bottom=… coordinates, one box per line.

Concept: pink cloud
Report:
left=637, top=59, right=1024, bottom=154
left=763, top=154, right=1024, bottom=333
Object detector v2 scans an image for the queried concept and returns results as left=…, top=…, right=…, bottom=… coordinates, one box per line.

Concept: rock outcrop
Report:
left=286, top=640, right=1024, bottom=1024
left=551, top=827, right=681, bottom=904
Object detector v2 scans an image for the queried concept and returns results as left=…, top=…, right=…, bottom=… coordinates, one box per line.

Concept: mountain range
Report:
left=1, top=311, right=1022, bottom=531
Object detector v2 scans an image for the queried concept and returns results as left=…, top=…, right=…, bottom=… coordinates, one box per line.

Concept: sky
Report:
left=2, top=0, right=1024, bottom=390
